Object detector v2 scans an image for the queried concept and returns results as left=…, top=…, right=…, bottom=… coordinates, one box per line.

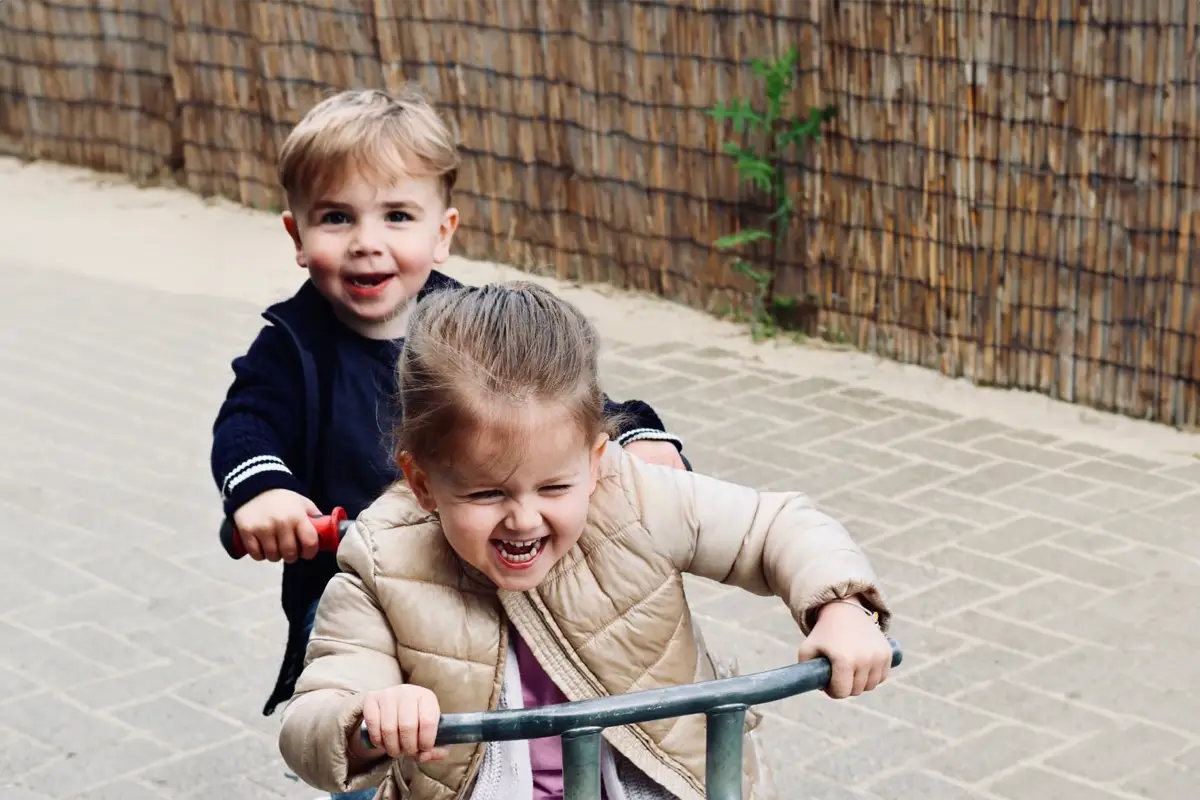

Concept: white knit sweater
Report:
left=467, top=640, right=677, bottom=800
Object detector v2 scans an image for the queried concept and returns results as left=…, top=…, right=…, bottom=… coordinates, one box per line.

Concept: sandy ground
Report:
left=3, top=154, right=1198, bottom=463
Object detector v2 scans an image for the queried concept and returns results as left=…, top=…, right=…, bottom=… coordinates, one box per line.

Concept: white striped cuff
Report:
left=221, top=455, right=293, bottom=499
left=616, top=428, right=684, bottom=448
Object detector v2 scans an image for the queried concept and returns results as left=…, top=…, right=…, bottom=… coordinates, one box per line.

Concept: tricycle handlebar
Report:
left=359, top=639, right=903, bottom=748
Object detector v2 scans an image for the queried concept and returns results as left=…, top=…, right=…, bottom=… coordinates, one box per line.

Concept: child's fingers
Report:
left=241, top=531, right=264, bottom=561
left=416, top=693, right=441, bottom=753
left=378, top=697, right=403, bottom=757
left=866, top=661, right=887, bottom=693
left=396, top=695, right=421, bottom=756
left=258, top=529, right=281, bottom=562
left=418, top=747, right=449, bottom=763
left=362, top=699, right=382, bottom=753
left=825, top=658, right=855, bottom=699
left=277, top=525, right=301, bottom=563
left=296, top=516, right=320, bottom=561
left=851, top=664, right=870, bottom=697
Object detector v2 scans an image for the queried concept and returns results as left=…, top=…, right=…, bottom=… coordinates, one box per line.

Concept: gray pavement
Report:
left=1, top=263, right=1198, bottom=800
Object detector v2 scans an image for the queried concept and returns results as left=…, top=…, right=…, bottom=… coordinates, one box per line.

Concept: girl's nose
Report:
left=505, top=500, right=542, bottom=533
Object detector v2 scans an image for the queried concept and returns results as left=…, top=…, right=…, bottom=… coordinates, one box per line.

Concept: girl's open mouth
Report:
left=491, top=536, right=547, bottom=569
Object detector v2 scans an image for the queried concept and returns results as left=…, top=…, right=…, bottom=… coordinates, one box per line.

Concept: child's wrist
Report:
left=817, top=595, right=880, bottom=626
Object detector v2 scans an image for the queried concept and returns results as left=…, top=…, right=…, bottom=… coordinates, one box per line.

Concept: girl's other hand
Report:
left=357, top=685, right=448, bottom=763
left=796, top=596, right=892, bottom=699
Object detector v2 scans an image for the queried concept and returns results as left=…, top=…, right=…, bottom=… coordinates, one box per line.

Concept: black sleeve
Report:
left=211, top=324, right=310, bottom=515
left=603, top=395, right=684, bottom=453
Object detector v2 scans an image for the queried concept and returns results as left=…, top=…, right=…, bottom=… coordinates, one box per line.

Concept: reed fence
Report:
left=3, top=0, right=1199, bottom=426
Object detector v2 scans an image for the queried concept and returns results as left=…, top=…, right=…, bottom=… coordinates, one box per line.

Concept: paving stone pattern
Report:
left=1, top=266, right=1198, bottom=799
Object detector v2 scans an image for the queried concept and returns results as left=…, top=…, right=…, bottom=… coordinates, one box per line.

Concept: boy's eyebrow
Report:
left=381, top=198, right=423, bottom=210
left=308, top=197, right=424, bottom=211
left=308, top=199, right=349, bottom=211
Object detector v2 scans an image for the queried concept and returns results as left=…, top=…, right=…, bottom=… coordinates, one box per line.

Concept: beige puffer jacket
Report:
left=278, top=442, right=890, bottom=800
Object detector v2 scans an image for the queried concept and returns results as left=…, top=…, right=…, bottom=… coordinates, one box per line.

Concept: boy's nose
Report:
left=349, top=222, right=384, bottom=256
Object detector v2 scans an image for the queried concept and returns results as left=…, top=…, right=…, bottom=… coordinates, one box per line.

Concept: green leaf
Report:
left=733, top=157, right=775, bottom=192
left=732, top=259, right=772, bottom=289
left=768, top=196, right=795, bottom=223
left=722, top=141, right=757, bottom=159
left=714, top=229, right=772, bottom=249
left=709, top=98, right=764, bottom=133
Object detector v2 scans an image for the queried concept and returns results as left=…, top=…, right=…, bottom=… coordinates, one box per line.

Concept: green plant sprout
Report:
left=708, top=47, right=837, bottom=341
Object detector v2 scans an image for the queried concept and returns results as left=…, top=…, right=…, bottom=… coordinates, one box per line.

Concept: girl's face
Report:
left=400, top=404, right=608, bottom=592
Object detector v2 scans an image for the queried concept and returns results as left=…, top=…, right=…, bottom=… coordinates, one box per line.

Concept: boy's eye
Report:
left=386, top=210, right=413, bottom=223
left=320, top=211, right=350, bottom=225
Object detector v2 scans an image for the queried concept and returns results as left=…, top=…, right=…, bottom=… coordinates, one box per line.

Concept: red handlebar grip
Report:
left=220, top=506, right=348, bottom=560
left=312, top=506, right=347, bottom=553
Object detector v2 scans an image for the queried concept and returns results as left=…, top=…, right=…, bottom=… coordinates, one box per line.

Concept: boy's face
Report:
left=283, top=173, right=458, bottom=339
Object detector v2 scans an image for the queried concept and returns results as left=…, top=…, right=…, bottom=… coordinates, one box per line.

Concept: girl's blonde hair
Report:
left=396, top=282, right=613, bottom=469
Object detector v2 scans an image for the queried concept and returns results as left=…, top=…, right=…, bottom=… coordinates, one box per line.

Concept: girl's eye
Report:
left=467, top=490, right=503, bottom=501
left=321, top=211, right=350, bottom=225
left=386, top=210, right=413, bottom=223
left=541, top=484, right=571, bottom=494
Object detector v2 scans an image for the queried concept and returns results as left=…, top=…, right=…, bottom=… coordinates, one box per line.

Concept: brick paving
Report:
left=2, top=239, right=1200, bottom=797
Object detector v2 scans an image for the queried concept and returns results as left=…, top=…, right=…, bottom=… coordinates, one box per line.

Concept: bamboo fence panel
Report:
left=1, top=0, right=1198, bottom=426
left=0, top=0, right=173, bottom=178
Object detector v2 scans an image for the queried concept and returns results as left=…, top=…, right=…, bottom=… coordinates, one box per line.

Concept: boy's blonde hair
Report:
left=397, top=282, right=619, bottom=470
left=277, top=86, right=459, bottom=209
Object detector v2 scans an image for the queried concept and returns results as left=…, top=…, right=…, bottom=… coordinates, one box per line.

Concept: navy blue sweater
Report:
left=210, top=270, right=682, bottom=714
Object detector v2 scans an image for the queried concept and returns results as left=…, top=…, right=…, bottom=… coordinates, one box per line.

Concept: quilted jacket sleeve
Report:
left=623, top=446, right=890, bottom=635
left=278, top=523, right=400, bottom=794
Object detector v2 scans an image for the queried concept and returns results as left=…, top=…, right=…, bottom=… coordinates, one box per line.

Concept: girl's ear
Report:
left=587, top=433, right=608, bottom=494
left=398, top=451, right=438, bottom=512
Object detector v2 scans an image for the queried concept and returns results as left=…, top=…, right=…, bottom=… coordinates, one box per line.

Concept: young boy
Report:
left=209, top=88, right=687, bottom=728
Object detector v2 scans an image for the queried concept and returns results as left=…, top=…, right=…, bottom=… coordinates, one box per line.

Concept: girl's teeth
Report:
left=497, top=538, right=544, bottom=563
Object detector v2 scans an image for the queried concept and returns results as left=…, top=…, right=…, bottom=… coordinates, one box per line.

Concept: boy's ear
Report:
left=433, top=207, right=460, bottom=264
left=397, top=451, right=438, bottom=512
left=282, top=211, right=306, bottom=268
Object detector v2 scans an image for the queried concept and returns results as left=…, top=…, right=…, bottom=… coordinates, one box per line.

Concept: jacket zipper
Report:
left=452, top=617, right=509, bottom=799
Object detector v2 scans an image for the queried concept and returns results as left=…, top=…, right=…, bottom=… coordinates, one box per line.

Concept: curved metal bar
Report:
left=359, top=639, right=902, bottom=748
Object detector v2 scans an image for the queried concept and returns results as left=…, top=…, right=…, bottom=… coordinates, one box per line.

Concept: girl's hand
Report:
left=358, top=685, right=448, bottom=763
left=796, top=596, right=892, bottom=699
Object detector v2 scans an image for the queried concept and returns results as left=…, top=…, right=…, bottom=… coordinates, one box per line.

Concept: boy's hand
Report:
left=797, top=596, right=892, bottom=699
left=625, top=439, right=686, bottom=471
left=231, top=489, right=321, bottom=563
left=358, top=685, right=448, bottom=763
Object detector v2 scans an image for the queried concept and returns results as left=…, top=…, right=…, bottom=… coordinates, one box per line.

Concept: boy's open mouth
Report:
left=491, top=536, right=548, bottom=569
left=346, top=273, right=392, bottom=289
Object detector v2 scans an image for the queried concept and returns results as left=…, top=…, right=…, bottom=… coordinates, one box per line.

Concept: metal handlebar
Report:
left=358, top=640, right=903, bottom=799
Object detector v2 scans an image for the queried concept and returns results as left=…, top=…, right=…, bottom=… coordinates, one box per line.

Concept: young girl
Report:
left=278, top=282, right=894, bottom=800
